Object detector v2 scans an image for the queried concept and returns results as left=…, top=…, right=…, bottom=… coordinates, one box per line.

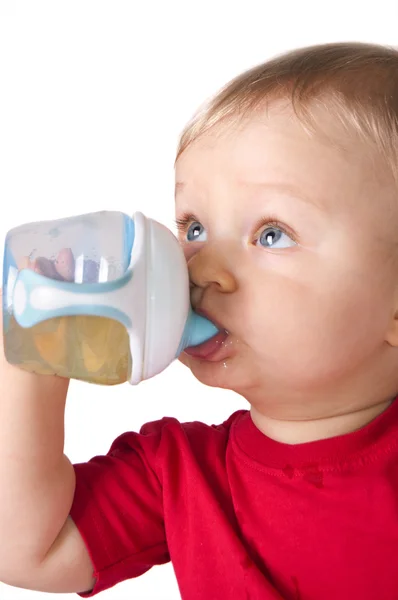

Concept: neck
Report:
left=250, top=399, right=393, bottom=445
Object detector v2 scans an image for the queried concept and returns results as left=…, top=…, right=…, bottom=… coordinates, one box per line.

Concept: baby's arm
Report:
left=0, top=289, right=95, bottom=593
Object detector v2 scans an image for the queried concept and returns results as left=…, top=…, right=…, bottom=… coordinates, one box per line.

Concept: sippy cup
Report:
left=2, top=210, right=219, bottom=385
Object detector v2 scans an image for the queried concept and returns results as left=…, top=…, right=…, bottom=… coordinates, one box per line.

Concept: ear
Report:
left=385, top=308, right=398, bottom=347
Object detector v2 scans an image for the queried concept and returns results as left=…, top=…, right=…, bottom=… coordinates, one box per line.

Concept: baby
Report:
left=1, top=41, right=398, bottom=600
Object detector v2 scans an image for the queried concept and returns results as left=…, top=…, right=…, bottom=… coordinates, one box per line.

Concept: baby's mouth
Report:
left=184, top=329, right=230, bottom=360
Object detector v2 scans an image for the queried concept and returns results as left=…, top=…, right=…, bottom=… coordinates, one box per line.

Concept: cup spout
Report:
left=177, top=307, right=219, bottom=355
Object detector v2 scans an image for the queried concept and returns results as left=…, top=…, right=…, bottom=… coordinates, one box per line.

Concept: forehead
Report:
left=175, top=105, right=382, bottom=205
left=176, top=107, right=352, bottom=179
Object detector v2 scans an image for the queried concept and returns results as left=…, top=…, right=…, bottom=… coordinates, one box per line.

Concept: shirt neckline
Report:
left=232, top=397, right=398, bottom=471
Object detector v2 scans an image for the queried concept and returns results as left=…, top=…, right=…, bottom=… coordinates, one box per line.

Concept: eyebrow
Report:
left=241, top=181, right=327, bottom=212
left=175, top=180, right=327, bottom=212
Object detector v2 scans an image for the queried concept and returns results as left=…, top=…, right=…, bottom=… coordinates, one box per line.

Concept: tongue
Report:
left=184, top=330, right=229, bottom=358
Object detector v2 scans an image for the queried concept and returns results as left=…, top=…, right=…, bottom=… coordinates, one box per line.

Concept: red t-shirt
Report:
left=70, top=400, right=398, bottom=599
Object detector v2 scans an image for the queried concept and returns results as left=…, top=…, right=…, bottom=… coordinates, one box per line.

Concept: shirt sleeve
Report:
left=69, top=418, right=173, bottom=597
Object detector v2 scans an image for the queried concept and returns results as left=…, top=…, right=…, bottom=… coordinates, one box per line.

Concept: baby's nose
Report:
left=188, top=246, right=238, bottom=294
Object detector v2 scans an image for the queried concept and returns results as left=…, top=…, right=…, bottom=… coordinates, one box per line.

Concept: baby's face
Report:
left=175, top=103, right=398, bottom=416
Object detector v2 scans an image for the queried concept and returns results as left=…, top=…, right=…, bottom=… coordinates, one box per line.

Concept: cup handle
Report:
left=12, top=268, right=133, bottom=329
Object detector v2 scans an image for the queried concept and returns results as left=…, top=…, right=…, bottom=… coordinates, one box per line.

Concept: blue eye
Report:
left=257, top=226, right=296, bottom=249
left=187, top=221, right=207, bottom=242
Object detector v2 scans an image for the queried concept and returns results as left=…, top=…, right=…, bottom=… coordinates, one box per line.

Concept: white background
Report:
left=0, top=1, right=397, bottom=598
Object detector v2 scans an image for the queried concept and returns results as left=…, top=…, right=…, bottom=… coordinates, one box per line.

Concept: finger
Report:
left=82, top=259, right=99, bottom=283
left=54, top=248, right=75, bottom=281
left=33, top=257, right=65, bottom=280
left=17, top=256, right=32, bottom=270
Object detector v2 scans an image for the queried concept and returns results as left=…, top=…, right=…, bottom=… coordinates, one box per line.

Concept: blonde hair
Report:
left=176, top=42, right=398, bottom=176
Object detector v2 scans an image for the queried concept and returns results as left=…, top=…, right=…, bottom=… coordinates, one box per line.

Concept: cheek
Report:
left=180, top=241, right=197, bottom=263
left=240, top=263, right=392, bottom=379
